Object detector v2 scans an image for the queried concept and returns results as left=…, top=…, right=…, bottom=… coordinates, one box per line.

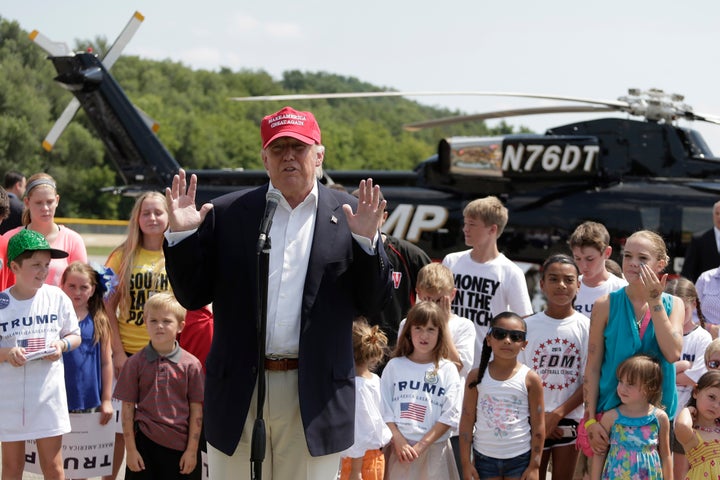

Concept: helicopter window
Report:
left=637, top=207, right=661, bottom=232
left=681, top=206, right=711, bottom=243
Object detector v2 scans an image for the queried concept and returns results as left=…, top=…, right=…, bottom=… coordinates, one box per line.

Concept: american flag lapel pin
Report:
left=330, top=215, right=338, bottom=224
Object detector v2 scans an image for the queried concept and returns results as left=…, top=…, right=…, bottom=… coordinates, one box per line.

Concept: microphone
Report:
left=257, top=190, right=283, bottom=253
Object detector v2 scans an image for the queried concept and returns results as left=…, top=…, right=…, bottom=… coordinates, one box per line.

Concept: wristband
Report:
left=584, top=418, right=598, bottom=429
left=63, top=338, right=71, bottom=352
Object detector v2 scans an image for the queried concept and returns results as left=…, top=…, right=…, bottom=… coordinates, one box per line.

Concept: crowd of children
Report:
left=4, top=185, right=720, bottom=480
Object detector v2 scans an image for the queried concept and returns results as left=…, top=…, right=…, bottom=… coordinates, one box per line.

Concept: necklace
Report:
left=635, top=307, right=647, bottom=329
left=693, top=424, right=720, bottom=433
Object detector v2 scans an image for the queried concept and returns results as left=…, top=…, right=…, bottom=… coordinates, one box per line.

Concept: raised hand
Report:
left=342, top=178, right=387, bottom=240
left=165, top=169, right=214, bottom=233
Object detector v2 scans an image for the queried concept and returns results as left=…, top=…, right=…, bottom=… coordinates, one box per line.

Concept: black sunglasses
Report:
left=488, top=327, right=526, bottom=343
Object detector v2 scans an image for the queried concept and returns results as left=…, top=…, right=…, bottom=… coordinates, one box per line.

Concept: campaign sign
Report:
left=25, top=412, right=114, bottom=477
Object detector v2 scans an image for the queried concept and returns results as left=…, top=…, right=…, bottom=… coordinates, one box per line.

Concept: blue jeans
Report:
left=474, top=449, right=530, bottom=478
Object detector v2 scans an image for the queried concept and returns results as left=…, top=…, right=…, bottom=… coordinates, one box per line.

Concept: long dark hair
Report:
left=468, top=311, right=527, bottom=389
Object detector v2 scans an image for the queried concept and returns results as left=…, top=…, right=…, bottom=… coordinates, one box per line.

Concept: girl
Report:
left=104, top=191, right=171, bottom=480
left=105, top=191, right=171, bottom=374
left=380, top=301, right=462, bottom=480
left=5, top=172, right=87, bottom=285
left=583, top=230, right=683, bottom=461
left=61, top=261, right=115, bottom=480
left=459, top=312, right=545, bottom=480
left=520, top=254, right=589, bottom=480
left=675, top=370, right=720, bottom=480
left=340, top=317, right=391, bottom=480
left=666, top=277, right=712, bottom=479
left=591, top=355, right=671, bottom=480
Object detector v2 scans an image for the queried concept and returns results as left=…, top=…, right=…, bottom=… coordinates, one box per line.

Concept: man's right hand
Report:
left=165, top=169, right=213, bottom=232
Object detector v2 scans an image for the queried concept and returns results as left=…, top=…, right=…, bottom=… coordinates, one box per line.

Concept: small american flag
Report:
left=400, top=402, right=427, bottom=422
left=18, top=338, right=45, bottom=352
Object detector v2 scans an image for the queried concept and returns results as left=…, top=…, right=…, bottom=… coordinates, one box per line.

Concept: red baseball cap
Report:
left=260, top=106, right=322, bottom=148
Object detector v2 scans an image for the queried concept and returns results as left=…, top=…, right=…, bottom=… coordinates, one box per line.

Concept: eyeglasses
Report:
left=488, top=327, right=526, bottom=343
left=708, top=360, right=720, bottom=369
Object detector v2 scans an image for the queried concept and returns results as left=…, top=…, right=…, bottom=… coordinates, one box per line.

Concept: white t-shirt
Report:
left=398, top=313, right=476, bottom=380
left=0, top=284, right=79, bottom=441
left=474, top=363, right=532, bottom=458
left=677, top=326, right=713, bottom=409
left=381, top=357, right=461, bottom=443
left=443, top=250, right=533, bottom=360
left=343, top=373, right=392, bottom=459
left=519, top=310, right=590, bottom=421
left=574, top=274, right=627, bottom=317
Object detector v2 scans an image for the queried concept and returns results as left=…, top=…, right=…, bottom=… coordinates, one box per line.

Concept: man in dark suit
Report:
left=0, top=171, right=25, bottom=234
left=163, top=106, right=392, bottom=480
left=681, top=200, right=720, bottom=282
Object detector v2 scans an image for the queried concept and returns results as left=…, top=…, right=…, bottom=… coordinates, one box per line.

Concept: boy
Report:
left=568, top=221, right=627, bottom=317
left=114, top=293, right=204, bottom=480
left=442, top=196, right=533, bottom=360
left=0, top=229, right=80, bottom=479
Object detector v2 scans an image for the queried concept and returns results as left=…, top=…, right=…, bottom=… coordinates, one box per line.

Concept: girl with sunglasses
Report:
left=519, top=254, right=589, bottom=480
left=381, top=301, right=462, bottom=479
left=458, top=312, right=545, bottom=480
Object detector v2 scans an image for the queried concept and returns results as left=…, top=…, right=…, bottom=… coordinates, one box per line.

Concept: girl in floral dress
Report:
left=674, top=371, right=720, bottom=480
left=592, top=355, right=671, bottom=480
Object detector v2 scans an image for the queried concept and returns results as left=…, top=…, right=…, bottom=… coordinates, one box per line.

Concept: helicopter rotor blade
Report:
left=229, top=90, right=629, bottom=109
left=36, top=11, right=145, bottom=151
left=403, top=105, right=618, bottom=131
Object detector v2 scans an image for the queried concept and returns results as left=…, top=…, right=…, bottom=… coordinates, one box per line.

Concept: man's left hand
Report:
left=342, top=178, right=387, bottom=239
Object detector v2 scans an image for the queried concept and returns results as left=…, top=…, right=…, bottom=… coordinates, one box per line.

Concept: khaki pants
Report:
left=207, top=369, right=342, bottom=480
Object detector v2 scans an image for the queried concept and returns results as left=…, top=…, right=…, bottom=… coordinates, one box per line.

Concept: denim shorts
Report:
left=474, top=449, right=530, bottom=478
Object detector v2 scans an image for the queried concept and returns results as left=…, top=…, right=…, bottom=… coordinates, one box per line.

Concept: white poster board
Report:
left=25, top=412, right=114, bottom=477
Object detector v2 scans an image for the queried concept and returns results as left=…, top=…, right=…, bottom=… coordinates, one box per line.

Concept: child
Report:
left=520, top=254, right=589, bottom=480
left=61, top=262, right=115, bottom=422
left=459, top=312, right=545, bottom=480
left=568, top=221, right=627, bottom=317
left=591, top=355, right=671, bottom=480
left=442, top=196, right=533, bottom=361
left=0, top=229, right=81, bottom=479
left=675, top=370, right=720, bottom=480
left=339, top=317, right=391, bottom=480
left=398, top=262, right=476, bottom=476
left=113, top=292, right=204, bottom=479
left=666, top=277, right=712, bottom=479
left=381, top=301, right=462, bottom=479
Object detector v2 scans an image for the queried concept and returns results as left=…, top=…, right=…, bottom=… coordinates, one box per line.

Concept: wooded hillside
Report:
left=0, top=16, right=521, bottom=219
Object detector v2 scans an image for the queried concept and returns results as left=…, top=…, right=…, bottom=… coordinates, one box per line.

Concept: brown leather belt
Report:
left=264, top=357, right=299, bottom=371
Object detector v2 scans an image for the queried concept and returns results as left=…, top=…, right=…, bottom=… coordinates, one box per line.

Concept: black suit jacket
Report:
left=164, top=183, right=392, bottom=456
left=0, top=193, right=23, bottom=234
left=681, top=228, right=720, bottom=282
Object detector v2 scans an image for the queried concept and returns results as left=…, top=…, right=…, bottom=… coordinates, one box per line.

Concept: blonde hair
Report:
left=22, top=172, right=57, bottom=226
left=416, top=263, right=454, bottom=296
left=705, top=338, right=720, bottom=365
left=352, top=317, right=388, bottom=371
left=394, top=302, right=451, bottom=368
left=463, top=196, right=508, bottom=236
left=616, top=355, right=663, bottom=407
left=61, top=262, right=111, bottom=346
left=144, top=293, right=186, bottom=325
left=626, top=230, right=669, bottom=264
left=109, top=191, right=168, bottom=320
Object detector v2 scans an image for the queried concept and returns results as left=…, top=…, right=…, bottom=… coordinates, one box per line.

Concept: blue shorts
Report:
left=474, top=449, right=530, bottom=479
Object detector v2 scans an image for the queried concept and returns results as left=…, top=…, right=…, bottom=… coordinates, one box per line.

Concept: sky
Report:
left=5, top=0, right=720, bottom=153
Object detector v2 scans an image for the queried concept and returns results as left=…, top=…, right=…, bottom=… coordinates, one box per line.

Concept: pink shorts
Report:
left=576, top=412, right=604, bottom=457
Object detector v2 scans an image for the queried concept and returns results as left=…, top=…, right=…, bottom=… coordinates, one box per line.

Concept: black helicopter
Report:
left=31, top=13, right=720, bottom=273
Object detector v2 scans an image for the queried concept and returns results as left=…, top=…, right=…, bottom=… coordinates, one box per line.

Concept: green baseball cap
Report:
left=7, top=229, right=69, bottom=265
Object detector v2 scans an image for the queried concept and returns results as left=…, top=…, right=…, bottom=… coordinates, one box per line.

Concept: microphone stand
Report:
left=251, top=236, right=270, bottom=480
